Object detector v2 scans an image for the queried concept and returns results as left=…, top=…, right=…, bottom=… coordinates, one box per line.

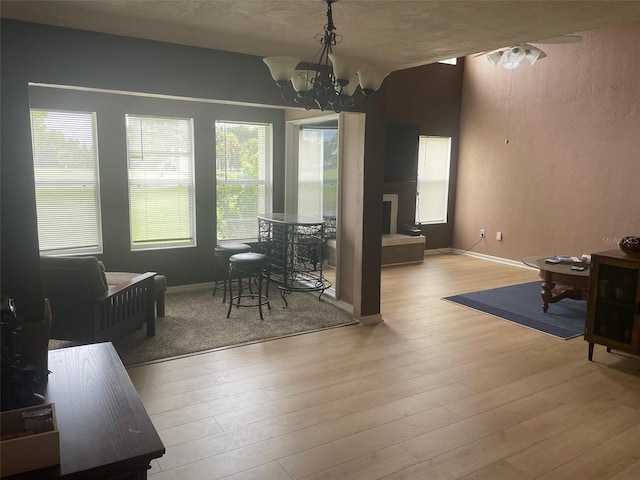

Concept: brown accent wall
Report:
left=382, top=61, right=465, bottom=249
left=455, top=21, right=640, bottom=261
left=355, top=62, right=463, bottom=319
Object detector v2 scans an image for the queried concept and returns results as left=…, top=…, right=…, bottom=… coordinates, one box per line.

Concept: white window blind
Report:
left=126, top=115, right=196, bottom=250
left=216, top=121, right=272, bottom=241
left=30, top=109, right=103, bottom=255
left=416, top=136, right=452, bottom=224
left=298, top=128, right=324, bottom=217
left=297, top=127, right=338, bottom=219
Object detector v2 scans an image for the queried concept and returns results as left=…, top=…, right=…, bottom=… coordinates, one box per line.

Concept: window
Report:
left=216, top=121, right=272, bottom=241
left=416, top=136, right=452, bottom=224
left=30, top=109, right=103, bottom=255
left=126, top=115, right=196, bottom=250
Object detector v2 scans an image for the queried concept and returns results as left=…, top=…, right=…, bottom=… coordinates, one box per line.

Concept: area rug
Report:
left=50, top=287, right=357, bottom=366
left=443, top=281, right=586, bottom=340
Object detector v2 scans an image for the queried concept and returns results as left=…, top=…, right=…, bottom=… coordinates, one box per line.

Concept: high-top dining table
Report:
left=257, top=213, right=331, bottom=306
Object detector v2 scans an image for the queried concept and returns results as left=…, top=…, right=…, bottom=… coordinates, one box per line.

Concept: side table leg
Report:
left=541, top=272, right=554, bottom=313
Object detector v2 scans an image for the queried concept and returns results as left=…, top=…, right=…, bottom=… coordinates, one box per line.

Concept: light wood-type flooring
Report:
left=128, top=253, right=640, bottom=479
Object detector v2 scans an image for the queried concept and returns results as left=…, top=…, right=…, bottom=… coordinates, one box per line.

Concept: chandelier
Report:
left=263, top=0, right=389, bottom=113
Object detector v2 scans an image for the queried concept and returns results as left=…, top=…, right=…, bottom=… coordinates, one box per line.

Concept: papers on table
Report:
left=545, top=255, right=581, bottom=265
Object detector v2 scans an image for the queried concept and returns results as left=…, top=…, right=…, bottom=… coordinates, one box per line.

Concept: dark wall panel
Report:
left=384, top=123, right=420, bottom=183
left=382, top=60, right=464, bottom=249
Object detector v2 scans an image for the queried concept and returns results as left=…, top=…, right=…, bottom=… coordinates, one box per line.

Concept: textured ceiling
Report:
left=3, top=1, right=640, bottom=71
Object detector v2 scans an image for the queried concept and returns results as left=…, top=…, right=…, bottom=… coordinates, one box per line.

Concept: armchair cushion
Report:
left=97, top=260, right=108, bottom=291
left=41, top=255, right=107, bottom=300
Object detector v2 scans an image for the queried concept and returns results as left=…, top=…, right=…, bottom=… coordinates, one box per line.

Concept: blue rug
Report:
left=443, top=281, right=586, bottom=340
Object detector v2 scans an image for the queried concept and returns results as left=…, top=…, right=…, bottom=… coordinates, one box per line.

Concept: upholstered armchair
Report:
left=40, top=255, right=156, bottom=343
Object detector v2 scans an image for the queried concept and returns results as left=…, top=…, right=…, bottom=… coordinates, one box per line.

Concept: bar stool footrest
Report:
left=228, top=294, right=271, bottom=309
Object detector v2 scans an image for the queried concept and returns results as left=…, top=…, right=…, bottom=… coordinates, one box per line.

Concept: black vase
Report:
left=1, top=298, right=47, bottom=411
left=619, top=236, right=640, bottom=257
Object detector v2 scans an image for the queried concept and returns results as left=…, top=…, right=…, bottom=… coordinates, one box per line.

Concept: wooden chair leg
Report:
left=226, top=265, right=235, bottom=318
left=156, top=294, right=165, bottom=317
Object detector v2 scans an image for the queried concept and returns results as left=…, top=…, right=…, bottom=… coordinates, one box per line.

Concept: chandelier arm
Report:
left=279, top=82, right=366, bottom=113
left=336, top=91, right=368, bottom=111
left=277, top=84, right=308, bottom=108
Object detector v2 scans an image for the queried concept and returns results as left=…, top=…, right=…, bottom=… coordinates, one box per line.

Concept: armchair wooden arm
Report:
left=95, top=272, right=157, bottom=342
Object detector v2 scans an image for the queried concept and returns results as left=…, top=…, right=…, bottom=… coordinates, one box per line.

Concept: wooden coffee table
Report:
left=522, top=256, right=590, bottom=313
left=10, top=343, right=165, bottom=479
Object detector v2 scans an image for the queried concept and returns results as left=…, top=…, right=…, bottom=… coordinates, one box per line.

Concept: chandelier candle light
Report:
left=263, top=0, right=390, bottom=112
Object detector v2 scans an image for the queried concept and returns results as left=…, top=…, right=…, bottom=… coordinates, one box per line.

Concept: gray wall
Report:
left=1, top=19, right=288, bottom=319
left=28, top=86, right=285, bottom=286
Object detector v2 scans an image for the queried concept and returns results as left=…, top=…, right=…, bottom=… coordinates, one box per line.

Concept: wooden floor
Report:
left=128, top=254, right=640, bottom=480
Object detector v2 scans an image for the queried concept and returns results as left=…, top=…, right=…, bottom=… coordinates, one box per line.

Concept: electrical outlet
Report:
left=480, top=229, right=485, bottom=238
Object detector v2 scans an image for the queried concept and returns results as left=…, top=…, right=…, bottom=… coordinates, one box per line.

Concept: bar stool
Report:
left=226, top=252, right=271, bottom=320
left=213, top=243, right=251, bottom=302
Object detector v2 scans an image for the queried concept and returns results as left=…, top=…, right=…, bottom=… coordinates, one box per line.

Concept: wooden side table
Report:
left=523, top=256, right=590, bottom=313
left=6, top=342, right=164, bottom=479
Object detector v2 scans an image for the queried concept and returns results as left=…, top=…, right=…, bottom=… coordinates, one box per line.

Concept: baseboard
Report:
left=316, top=293, right=353, bottom=314
left=358, top=313, right=383, bottom=324
left=424, top=248, right=454, bottom=256
left=454, top=250, right=535, bottom=270
left=381, top=260, right=424, bottom=267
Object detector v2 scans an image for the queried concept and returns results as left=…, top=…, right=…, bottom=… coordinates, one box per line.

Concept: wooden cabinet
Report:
left=585, top=250, right=640, bottom=361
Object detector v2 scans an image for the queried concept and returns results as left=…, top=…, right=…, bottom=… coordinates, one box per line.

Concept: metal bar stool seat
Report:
left=213, top=243, right=251, bottom=302
left=226, top=252, right=271, bottom=320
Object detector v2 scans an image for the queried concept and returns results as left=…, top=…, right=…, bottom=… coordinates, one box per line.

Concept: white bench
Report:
left=326, top=234, right=426, bottom=267
left=382, top=234, right=426, bottom=265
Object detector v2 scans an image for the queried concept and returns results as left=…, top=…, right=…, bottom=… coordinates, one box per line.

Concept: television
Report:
left=384, top=123, right=420, bottom=183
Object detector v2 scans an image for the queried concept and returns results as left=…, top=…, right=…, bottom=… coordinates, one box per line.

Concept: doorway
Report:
left=285, top=114, right=339, bottom=298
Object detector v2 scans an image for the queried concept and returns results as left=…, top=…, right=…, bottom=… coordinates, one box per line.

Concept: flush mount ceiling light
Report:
left=480, top=35, right=581, bottom=70
left=263, top=0, right=390, bottom=113
left=491, top=44, right=547, bottom=69
left=486, top=50, right=503, bottom=67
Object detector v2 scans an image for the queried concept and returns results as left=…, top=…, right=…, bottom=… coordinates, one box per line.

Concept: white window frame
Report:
left=126, top=114, right=196, bottom=251
left=416, top=135, right=452, bottom=225
left=30, top=108, right=103, bottom=255
left=215, top=120, right=273, bottom=242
